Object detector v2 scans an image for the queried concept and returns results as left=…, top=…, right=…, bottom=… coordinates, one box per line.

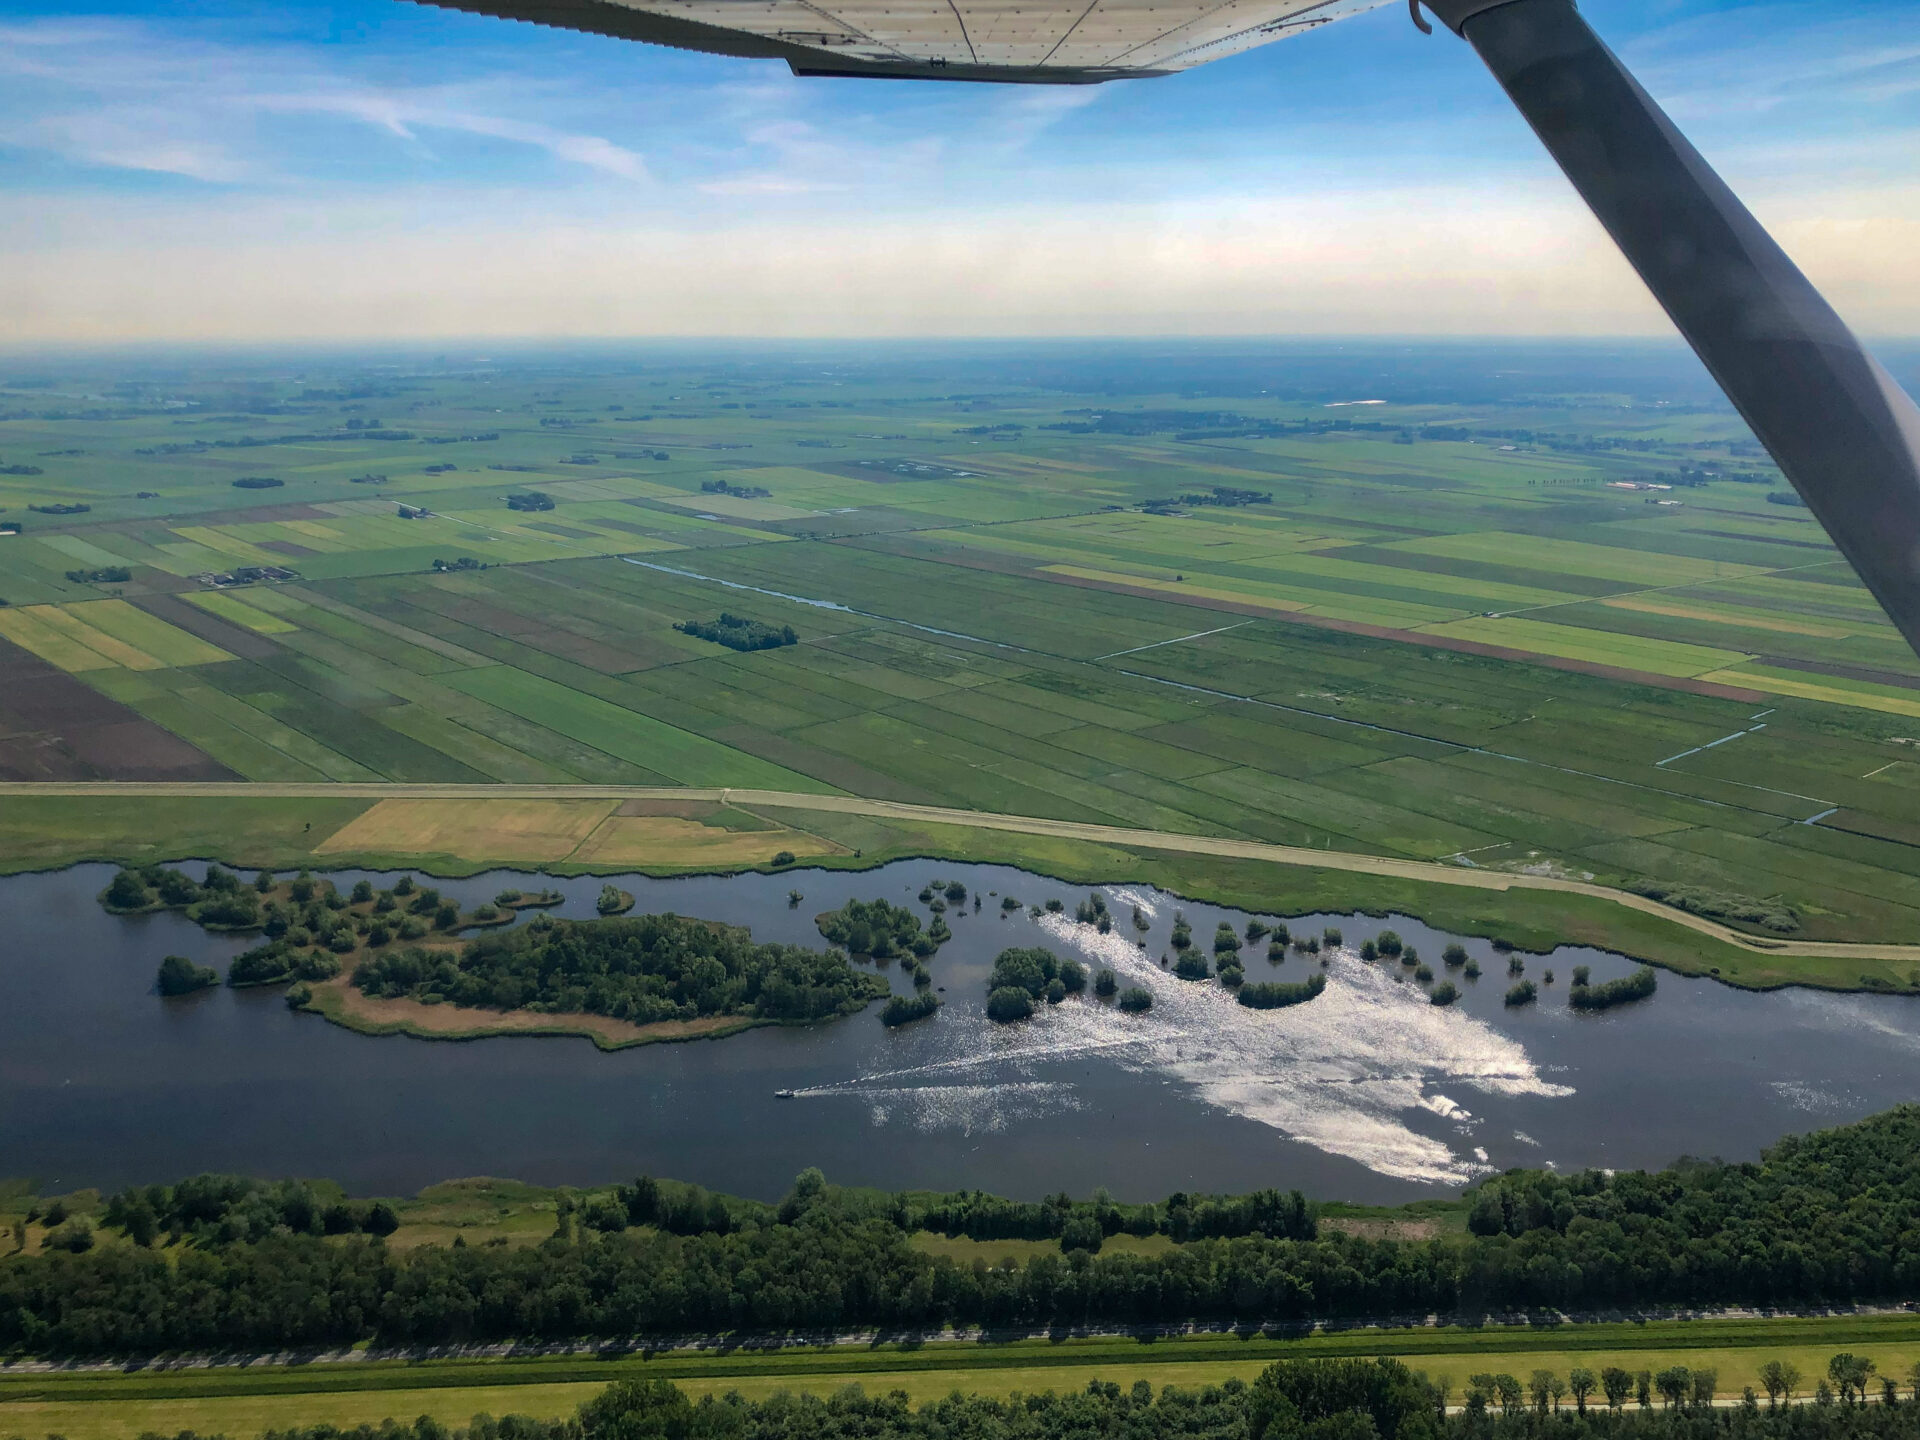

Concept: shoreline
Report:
left=6, top=781, right=1909, bottom=994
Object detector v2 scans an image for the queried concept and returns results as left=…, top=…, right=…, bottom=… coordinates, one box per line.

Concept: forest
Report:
left=6, top=1108, right=1920, bottom=1356
left=351, top=913, right=887, bottom=1025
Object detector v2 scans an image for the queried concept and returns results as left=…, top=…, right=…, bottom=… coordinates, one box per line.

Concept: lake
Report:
left=4, top=859, right=1917, bottom=1205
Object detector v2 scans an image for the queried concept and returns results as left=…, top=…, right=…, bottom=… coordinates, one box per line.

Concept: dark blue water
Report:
left=4, top=860, right=1918, bottom=1204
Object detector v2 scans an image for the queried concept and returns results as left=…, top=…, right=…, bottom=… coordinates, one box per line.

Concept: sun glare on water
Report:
left=805, top=905, right=1573, bottom=1185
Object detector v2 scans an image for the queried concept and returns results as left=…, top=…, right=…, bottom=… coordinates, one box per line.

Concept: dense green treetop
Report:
left=817, top=898, right=932, bottom=959
left=354, top=913, right=886, bottom=1026
left=9, top=1109, right=1920, bottom=1356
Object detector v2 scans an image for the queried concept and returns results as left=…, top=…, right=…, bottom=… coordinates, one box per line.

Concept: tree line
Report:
left=7, top=1107, right=1920, bottom=1355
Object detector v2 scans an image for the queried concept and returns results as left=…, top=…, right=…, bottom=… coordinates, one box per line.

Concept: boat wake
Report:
left=805, top=908, right=1572, bottom=1185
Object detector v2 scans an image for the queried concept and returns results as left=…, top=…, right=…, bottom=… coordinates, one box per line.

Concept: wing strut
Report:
left=1427, top=0, right=1920, bottom=657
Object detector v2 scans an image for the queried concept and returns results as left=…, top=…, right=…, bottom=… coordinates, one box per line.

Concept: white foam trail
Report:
left=993, top=914, right=1570, bottom=1184
left=1781, top=990, right=1920, bottom=1054
left=850, top=1082, right=1085, bottom=1135
left=805, top=906, right=1572, bottom=1185
left=1770, top=1079, right=1846, bottom=1113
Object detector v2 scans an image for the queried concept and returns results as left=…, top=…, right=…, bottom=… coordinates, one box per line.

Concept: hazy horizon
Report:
left=3, top=0, right=1915, bottom=343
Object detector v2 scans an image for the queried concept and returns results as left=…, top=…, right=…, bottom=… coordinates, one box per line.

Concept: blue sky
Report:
left=1, top=0, right=1914, bottom=340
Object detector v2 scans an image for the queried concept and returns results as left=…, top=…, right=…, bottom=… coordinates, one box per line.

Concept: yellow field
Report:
left=184, top=590, right=300, bottom=634
left=311, top=798, right=842, bottom=867
left=315, top=798, right=619, bottom=862
left=0, top=601, right=223, bottom=672
left=74, top=599, right=232, bottom=667
left=1704, top=668, right=1920, bottom=719
left=1415, top=616, right=1752, bottom=678
left=1596, top=594, right=1855, bottom=639
left=653, top=493, right=822, bottom=522
left=1388, top=532, right=1766, bottom=588
left=0, top=1383, right=607, bottom=1440
left=0, top=605, right=119, bottom=670
left=569, top=814, right=841, bottom=865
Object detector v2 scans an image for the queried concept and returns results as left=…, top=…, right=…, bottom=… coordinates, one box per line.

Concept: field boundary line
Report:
left=7, top=781, right=1919, bottom=962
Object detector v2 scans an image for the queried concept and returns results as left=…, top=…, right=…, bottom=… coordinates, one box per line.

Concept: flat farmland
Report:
left=6, top=348, right=1920, bottom=971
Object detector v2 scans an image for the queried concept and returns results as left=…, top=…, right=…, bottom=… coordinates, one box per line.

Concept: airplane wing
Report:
left=411, top=0, right=1391, bottom=80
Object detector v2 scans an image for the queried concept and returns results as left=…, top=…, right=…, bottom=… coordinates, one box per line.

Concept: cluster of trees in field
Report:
left=88, top=1361, right=1920, bottom=1440
left=1139, top=485, right=1275, bottom=513
left=674, top=613, right=798, bottom=652
left=817, top=898, right=937, bottom=959
left=64, top=565, right=132, bottom=584
left=352, top=913, right=887, bottom=1025
left=9, top=1108, right=1920, bottom=1355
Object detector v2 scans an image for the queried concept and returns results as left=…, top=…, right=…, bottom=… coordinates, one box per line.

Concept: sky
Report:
left=0, top=0, right=1915, bottom=342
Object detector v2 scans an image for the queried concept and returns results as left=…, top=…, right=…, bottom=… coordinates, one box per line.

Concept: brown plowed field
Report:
left=0, top=635, right=235, bottom=781
left=130, top=593, right=282, bottom=661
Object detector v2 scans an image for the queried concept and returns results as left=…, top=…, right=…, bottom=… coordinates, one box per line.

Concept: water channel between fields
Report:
left=4, top=859, right=1918, bottom=1204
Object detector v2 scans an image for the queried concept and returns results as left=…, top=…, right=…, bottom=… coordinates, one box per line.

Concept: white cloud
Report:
left=0, top=18, right=649, bottom=184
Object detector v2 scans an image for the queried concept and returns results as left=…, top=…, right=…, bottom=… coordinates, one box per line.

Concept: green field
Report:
left=5, top=351, right=1920, bottom=964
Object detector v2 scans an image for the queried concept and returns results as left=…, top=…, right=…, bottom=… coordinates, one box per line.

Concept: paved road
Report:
left=7, top=781, right=1917, bottom=962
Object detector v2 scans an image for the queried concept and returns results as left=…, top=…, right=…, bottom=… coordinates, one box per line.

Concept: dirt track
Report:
left=6, top=781, right=1917, bottom=962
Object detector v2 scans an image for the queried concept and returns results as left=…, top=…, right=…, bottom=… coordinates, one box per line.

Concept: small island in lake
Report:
left=103, top=866, right=888, bottom=1049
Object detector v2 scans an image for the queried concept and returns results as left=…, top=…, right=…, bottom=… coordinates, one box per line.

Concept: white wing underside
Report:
left=415, top=0, right=1391, bottom=79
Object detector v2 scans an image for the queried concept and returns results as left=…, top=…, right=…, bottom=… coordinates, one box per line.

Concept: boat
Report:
left=774, top=1089, right=797, bottom=1099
